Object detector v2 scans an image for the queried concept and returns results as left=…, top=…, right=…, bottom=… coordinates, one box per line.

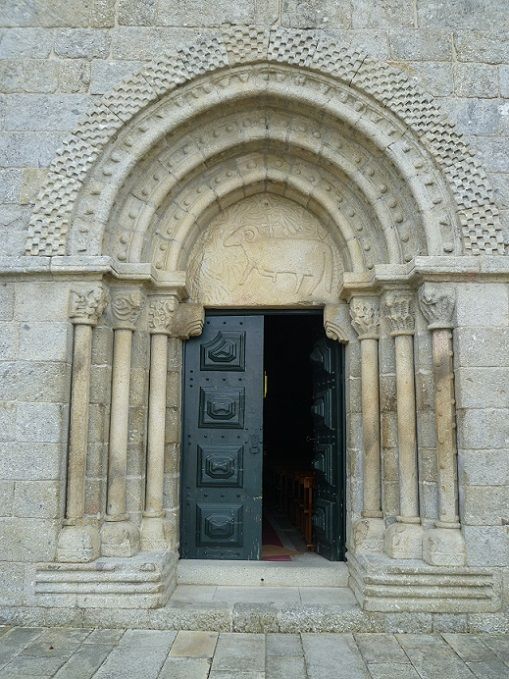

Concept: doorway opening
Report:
left=262, top=313, right=323, bottom=561
left=180, top=311, right=345, bottom=562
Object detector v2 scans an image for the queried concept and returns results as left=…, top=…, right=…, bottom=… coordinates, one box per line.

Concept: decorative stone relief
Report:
left=187, top=194, right=343, bottom=306
left=419, top=285, right=456, bottom=330
left=323, top=304, right=350, bottom=344
left=350, top=298, right=381, bottom=340
left=110, top=290, right=144, bottom=330
left=148, top=297, right=178, bottom=334
left=172, top=303, right=205, bottom=340
left=24, top=29, right=504, bottom=258
left=69, top=286, right=108, bottom=326
left=384, top=291, right=415, bottom=336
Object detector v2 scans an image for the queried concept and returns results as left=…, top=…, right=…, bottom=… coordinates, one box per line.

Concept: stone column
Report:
left=101, top=289, right=144, bottom=557
left=383, top=290, right=423, bottom=559
left=349, top=297, right=385, bottom=553
left=56, top=286, right=108, bottom=562
left=140, top=295, right=178, bottom=551
left=419, top=284, right=466, bottom=566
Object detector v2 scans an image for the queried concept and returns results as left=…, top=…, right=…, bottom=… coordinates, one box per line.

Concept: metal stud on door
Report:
left=181, top=315, right=264, bottom=559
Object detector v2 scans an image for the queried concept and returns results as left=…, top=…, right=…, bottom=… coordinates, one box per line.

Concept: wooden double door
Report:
left=180, top=314, right=345, bottom=561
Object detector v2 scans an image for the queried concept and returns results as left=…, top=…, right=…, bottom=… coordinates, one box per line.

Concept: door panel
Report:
left=181, top=315, right=264, bottom=559
left=310, top=337, right=345, bottom=561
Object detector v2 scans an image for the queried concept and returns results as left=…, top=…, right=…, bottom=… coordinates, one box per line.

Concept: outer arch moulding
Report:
left=24, top=27, right=505, bottom=259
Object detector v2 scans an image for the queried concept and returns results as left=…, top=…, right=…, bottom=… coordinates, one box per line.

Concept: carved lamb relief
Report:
left=187, top=194, right=343, bottom=306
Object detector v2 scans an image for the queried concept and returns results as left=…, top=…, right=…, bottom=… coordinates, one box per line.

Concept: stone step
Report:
left=177, top=558, right=349, bottom=588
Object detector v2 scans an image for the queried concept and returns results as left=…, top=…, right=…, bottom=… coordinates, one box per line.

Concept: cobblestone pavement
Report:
left=0, top=627, right=508, bottom=678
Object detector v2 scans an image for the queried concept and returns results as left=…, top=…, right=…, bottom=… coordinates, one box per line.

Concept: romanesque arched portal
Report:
left=26, top=28, right=504, bottom=622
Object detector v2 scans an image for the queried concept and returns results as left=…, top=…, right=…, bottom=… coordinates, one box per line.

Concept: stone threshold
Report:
left=178, top=558, right=349, bottom=587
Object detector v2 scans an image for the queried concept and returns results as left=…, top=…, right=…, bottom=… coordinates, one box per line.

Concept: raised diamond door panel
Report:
left=182, top=315, right=264, bottom=559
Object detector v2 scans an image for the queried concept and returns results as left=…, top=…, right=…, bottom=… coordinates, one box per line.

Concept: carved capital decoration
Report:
left=323, top=304, right=349, bottom=344
left=110, top=289, right=144, bottom=330
left=418, top=284, right=455, bottom=330
left=384, top=291, right=415, bottom=336
left=172, top=303, right=205, bottom=340
left=148, top=296, right=178, bottom=334
left=349, top=297, right=380, bottom=340
left=69, top=285, right=108, bottom=326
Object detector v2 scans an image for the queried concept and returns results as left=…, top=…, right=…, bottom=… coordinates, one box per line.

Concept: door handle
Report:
left=249, top=433, right=260, bottom=455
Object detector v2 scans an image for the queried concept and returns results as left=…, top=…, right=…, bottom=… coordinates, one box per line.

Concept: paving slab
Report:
left=266, top=654, right=307, bottom=679
left=158, top=657, right=211, bottom=679
left=213, top=587, right=301, bottom=604
left=266, top=633, right=303, bottom=656
left=396, top=634, right=476, bottom=679
left=443, top=634, right=496, bottom=662
left=478, top=634, right=509, bottom=663
left=356, top=633, right=409, bottom=664
left=92, top=629, right=176, bottom=679
left=169, top=630, right=218, bottom=658
left=366, top=663, right=421, bottom=679
left=211, top=633, right=265, bottom=673
left=302, top=633, right=370, bottom=679
left=52, top=644, right=113, bottom=679
left=0, top=628, right=44, bottom=670
left=467, top=658, right=509, bottom=678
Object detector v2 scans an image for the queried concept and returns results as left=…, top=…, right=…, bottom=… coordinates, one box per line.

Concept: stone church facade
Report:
left=0, top=2, right=508, bottom=632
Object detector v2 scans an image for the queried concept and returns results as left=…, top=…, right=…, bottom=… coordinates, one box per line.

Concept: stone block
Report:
left=0, top=284, right=14, bottom=321
left=0, top=28, right=53, bottom=58
left=456, top=367, right=509, bottom=409
left=0, top=480, right=14, bottom=516
left=0, top=321, right=18, bottom=360
left=56, top=524, right=100, bottom=562
left=457, top=407, right=509, bottom=450
left=15, top=281, right=70, bottom=321
left=90, top=59, right=144, bottom=95
left=13, top=480, right=62, bottom=519
left=389, top=30, right=452, bottom=60
left=463, top=485, right=509, bottom=525
left=0, top=59, right=61, bottom=93
left=471, top=137, right=509, bottom=172
left=118, top=0, right=158, bottom=26
left=455, top=327, right=509, bottom=367
left=444, top=98, right=502, bottom=136
left=16, top=402, right=66, bottom=444
left=156, top=0, right=254, bottom=26
left=0, top=563, right=27, bottom=606
left=54, top=29, right=110, bottom=58
left=408, top=62, right=453, bottom=97
left=0, top=402, right=16, bottom=443
left=464, top=525, right=509, bottom=567
left=423, top=527, right=466, bottom=566
left=1, top=361, right=70, bottom=403
left=0, top=0, right=115, bottom=28
left=19, top=322, right=71, bottom=361
left=352, top=1, right=414, bottom=28
left=110, top=27, right=196, bottom=60
left=459, top=449, right=509, bottom=486
left=419, top=2, right=509, bottom=30
left=0, top=168, right=22, bottom=203
left=4, top=94, right=92, bottom=131
left=488, top=171, right=509, bottom=208
left=0, top=131, right=63, bottom=167
left=0, top=205, right=31, bottom=256
left=281, top=1, right=351, bottom=28
left=0, top=517, right=59, bottom=561
left=20, top=168, right=48, bottom=205
left=0, top=442, right=62, bottom=480
left=419, top=481, right=438, bottom=521
left=455, top=31, right=509, bottom=64
left=90, top=365, right=112, bottom=405
left=454, top=63, right=499, bottom=97
left=349, top=30, right=390, bottom=59
left=501, top=65, right=509, bottom=98
left=456, top=283, right=508, bottom=327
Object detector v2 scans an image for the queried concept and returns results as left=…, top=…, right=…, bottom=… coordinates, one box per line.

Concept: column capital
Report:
left=69, top=285, right=108, bottom=326
left=418, top=284, right=455, bottom=330
left=349, top=297, right=380, bottom=340
left=148, top=295, right=178, bottom=335
left=383, top=290, right=415, bottom=336
left=171, top=303, right=205, bottom=340
left=110, top=289, right=144, bottom=330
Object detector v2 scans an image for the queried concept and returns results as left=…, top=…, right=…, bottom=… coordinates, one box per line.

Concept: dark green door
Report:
left=310, top=336, right=345, bottom=561
left=181, top=315, right=264, bottom=559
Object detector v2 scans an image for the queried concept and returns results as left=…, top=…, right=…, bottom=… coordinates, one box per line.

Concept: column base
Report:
left=140, top=514, right=168, bottom=552
left=384, top=521, right=423, bottom=559
left=352, top=517, right=385, bottom=554
left=101, top=519, right=140, bottom=557
left=56, top=523, right=100, bottom=563
left=423, top=527, right=466, bottom=566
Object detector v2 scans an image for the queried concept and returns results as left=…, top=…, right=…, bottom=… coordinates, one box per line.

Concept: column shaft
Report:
left=107, top=328, right=132, bottom=518
left=395, top=333, right=419, bottom=520
left=361, top=338, right=382, bottom=517
left=433, top=328, right=459, bottom=525
left=145, top=333, right=168, bottom=516
left=66, top=323, right=93, bottom=520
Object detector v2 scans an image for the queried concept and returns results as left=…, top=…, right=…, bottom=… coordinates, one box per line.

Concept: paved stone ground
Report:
left=0, top=627, right=508, bottom=678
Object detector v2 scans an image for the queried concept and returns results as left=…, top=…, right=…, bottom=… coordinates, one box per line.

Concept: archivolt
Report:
left=25, top=27, right=504, bottom=259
